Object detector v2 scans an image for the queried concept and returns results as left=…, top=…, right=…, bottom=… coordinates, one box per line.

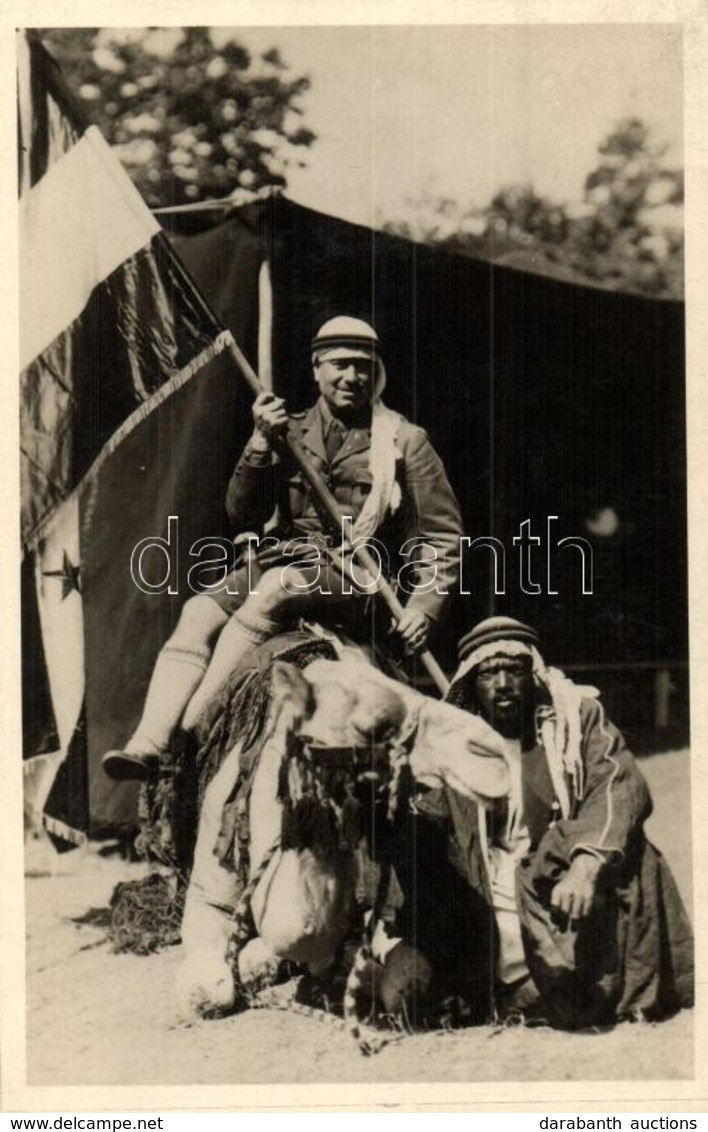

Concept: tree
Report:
left=382, top=118, right=684, bottom=299
left=39, top=27, right=316, bottom=209
left=561, top=117, right=684, bottom=296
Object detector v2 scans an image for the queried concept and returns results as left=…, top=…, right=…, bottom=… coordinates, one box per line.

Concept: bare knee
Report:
left=169, top=594, right=228, bottom=649
left=247, top=566, right=314, bottom=617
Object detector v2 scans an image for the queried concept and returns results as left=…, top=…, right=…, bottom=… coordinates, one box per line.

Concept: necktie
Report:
left=325, top=418, right=346, bottom=463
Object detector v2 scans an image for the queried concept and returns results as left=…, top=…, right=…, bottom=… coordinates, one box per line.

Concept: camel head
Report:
left=270, top=657, right=509, bottom=807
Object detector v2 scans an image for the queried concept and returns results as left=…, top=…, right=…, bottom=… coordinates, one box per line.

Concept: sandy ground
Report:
left=24, top=749, right=694, bottom=1087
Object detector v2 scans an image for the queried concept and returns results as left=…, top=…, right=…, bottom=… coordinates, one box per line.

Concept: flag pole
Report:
left=25, top=31, right=92, bottom=127
left=32, top=33, right=450, bottom=696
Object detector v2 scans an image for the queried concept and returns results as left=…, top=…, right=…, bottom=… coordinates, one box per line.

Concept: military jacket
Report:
left=224, top=400, right=464, bottom=622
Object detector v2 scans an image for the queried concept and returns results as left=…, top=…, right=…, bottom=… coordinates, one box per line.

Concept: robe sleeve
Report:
left=552, top=698, right=653, bottom=861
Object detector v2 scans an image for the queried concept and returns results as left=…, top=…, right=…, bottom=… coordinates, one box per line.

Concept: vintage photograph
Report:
left=12, top=14, right=697, bottom=1101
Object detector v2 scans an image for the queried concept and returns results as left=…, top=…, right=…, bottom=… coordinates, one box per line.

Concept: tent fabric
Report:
left=170, top=196, right=687, bottom=681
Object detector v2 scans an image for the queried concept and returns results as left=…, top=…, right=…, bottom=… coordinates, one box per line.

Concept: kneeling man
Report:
left=400, top=616, right=694, bottom=1028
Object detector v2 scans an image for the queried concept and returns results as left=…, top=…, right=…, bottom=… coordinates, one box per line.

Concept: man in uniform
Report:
left=103, top=316, right=463, bottom=781
left=397, top=615, right=694, bottom=1027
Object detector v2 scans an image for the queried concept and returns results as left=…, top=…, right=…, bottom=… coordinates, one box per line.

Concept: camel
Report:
left=177, top=650, right=510, bottom=1020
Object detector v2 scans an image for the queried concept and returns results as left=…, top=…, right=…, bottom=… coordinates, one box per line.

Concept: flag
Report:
left=18, top=32, right=258, bottom=846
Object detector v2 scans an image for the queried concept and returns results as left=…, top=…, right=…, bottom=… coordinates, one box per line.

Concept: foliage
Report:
left=38, top=27, right=316, bottom=209
left=383, top=118, right=684, bottom=299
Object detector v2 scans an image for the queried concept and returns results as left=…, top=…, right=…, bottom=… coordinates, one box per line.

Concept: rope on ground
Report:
left=109, top=872, right=185, bottom=955
left=244, top=978, right=407, bottom=1056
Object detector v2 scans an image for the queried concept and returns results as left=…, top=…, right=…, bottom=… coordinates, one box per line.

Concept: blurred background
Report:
left=40, top=24, right=683, bottom=298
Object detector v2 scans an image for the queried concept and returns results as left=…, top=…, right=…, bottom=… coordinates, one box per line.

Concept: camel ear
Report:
left=271, top=661, right=315, bottom=724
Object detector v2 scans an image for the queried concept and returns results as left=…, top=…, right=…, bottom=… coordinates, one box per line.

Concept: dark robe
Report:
left=390, top=697, right=694, bottom=1027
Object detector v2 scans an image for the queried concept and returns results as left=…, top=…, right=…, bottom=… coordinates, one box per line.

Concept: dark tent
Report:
left=164, top=195, right=687, bottom=737
left=40, top=191, right=686, bottom=839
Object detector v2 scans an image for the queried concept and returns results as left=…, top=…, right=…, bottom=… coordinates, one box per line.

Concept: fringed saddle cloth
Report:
left=192, top=627, right=342, bottom=887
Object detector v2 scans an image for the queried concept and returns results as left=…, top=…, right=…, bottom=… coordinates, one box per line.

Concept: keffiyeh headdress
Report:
left=448, top=617, right=599, bottom=816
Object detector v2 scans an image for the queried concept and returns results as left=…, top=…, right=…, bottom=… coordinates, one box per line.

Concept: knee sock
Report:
left=125, top=643, right=211, bottom=756
left=182, top=608, right=281, bottom=730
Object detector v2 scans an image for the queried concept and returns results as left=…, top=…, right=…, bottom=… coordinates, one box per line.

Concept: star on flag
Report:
left=42, top=549, right=82, bottom=599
